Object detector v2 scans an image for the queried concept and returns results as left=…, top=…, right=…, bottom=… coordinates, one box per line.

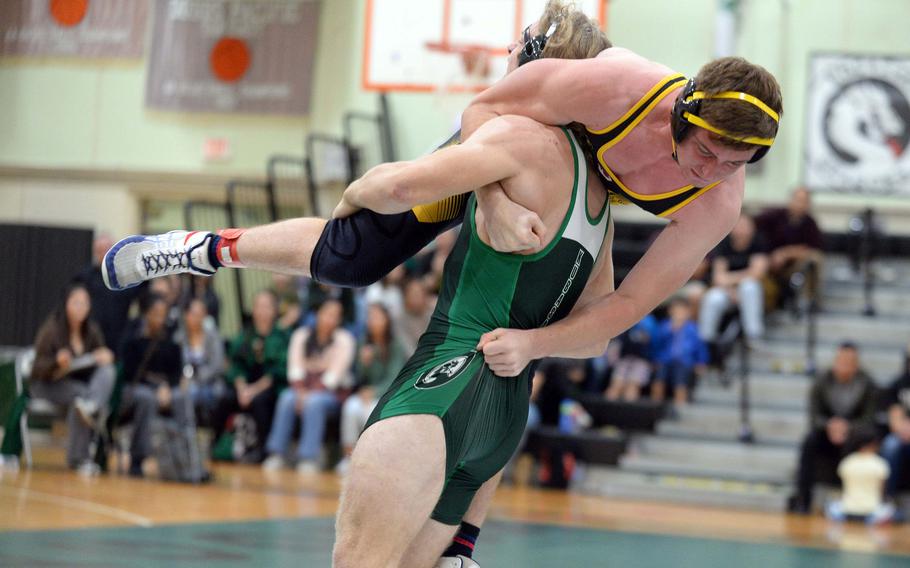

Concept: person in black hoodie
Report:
left=881, top=342, right=910, bottom=498
left=119, top=293, right=186, bottom=477
left=790, top=342, right=877, bottom=513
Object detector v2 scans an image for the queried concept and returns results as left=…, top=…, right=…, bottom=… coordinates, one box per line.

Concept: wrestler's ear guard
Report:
left=517, top=22, right=558, bottom=67
left=671, top=78, right=779, bottom=164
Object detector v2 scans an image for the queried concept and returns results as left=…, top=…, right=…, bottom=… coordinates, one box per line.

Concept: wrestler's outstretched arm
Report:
left=461, top=50, right=658, bottom=138
left=332, top=119, right=529, bottom=220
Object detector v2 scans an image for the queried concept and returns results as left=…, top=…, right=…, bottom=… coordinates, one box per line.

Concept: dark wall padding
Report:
left=0, top=224, right=93, bottom=346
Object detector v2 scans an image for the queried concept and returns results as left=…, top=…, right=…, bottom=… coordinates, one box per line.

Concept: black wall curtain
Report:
left=0, top=224, right=93, bottom=347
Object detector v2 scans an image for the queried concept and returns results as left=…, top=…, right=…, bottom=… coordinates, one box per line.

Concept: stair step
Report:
left=744, top=343, right=901, bottom=381
left=576, top=467, right=790, bottom=512
left=695, top=383, right=808, bottom=411
left=633, top=436, right=798, bottom=467
left=618, top=455, right=792, bottom=484
left=822, top=289, right=910, bottom=315
left=767, top=314, right=910, bottom=347
left=657, top=406, right=806, bottom=446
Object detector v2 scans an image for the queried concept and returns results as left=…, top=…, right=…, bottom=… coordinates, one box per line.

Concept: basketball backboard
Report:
left=362, top=0, right=607, bottom=93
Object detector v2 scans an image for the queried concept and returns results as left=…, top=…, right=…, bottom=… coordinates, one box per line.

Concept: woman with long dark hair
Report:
left=263, top=298, right=355, bottom=474
left=31, top=283, right=115, bottom=471
left=336, top=303, right=408, bottom=474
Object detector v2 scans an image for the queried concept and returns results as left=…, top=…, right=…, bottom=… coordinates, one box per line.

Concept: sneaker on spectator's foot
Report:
left=76, top=460, right=101, bottom=477
left=103, top=230, right=217, bottom=291
left=334, top=457, right=351, bottom=476
left=262, top=454, right=286, bottom=471
left=0, top=454, right=20, bottom=472
left=296, top=460, right=320, bottom=475
left=436, top=556, right=480, bottom=568
left=128, top=460, right=144, bottom=478
left=74, top=398, right=99, bottom=428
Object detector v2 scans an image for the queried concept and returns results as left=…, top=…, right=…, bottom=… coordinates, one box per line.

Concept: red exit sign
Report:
left=203, top=138, right=231, bottom=162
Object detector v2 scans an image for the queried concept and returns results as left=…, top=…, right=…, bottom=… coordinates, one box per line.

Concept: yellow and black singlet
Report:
left=584, top=74, right=721, bottom=218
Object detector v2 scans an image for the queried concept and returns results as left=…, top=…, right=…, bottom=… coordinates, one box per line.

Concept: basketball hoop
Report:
left=425, top=41, right=495, bottom=92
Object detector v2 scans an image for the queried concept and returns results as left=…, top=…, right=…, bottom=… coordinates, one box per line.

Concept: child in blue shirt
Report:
left=652, top=297, right=709, bottom=408
left=605, top=314, right=658, bottom=402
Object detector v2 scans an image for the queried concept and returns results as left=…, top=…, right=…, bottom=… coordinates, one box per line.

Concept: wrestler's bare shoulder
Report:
left=596, top=48, right=678, bottom=77
left=580, top=48, right=683, bottom=127
left=472, top=114, right=567, bottom=154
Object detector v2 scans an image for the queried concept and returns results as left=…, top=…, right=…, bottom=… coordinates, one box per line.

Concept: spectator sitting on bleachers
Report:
left=31, top=283, right=115, bottom=471
left=604, top=314, right=657, bottom=402
left=174, top=299, right=225, bottom=427
left=699, top=212, right=769, bottom=345
left=398, top=278, right=434, bottom=355
left=790, top=342, right=877, bottom=514
left=678, top=256, right=711, bottom=316
left=304, top=281, right=357, bottom=330
left=337, top=303, right=408, bottom=474
left=756, top=187, right=824, bottom=311
left=424, top=228, right=458, bottom=294
left=536, top=358, right=588, bottom=427
left=178, top=275, right=221, bottom=326
left=271, top=273, right=302, bottom=330
left=211, top=290, right=288, bottom=463
left=881, top=342, right=910, bottom=500
left=364, top=265, right=406, bottom=321
left=119, top=293, right=187, bottom=477
left=73, top=233, right=146, bottom=353
left=826, top=424, right=895, bottom=525
left=149, top=275, right=182, bottom=336
left=651, top=296, right=709, bottom=410
left=263, top=299, right=355, bottom=474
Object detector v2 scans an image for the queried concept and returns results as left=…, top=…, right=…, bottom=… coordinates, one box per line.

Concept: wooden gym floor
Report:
left=1, top=448, right=909, bottom=567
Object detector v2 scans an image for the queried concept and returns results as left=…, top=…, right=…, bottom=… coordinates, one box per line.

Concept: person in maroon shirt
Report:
left=755, top=187, right=824, bottom=310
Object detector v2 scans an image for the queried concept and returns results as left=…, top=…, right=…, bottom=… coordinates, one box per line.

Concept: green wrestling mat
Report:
left=0, top=517, right=906, bottom=567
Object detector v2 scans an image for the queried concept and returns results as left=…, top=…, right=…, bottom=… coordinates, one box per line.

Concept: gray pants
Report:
left=698, top=278, right=765, bottom=341
left=30, top=365, right=115, bottom=468
left=121, top=384, right=192, bottom=462
left=340, top=393, right=378, bottom=449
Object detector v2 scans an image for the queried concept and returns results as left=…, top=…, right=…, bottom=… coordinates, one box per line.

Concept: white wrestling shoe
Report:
left=102, top=230, right=217, bottom=291
left=436, top=556, right=480, bottom=568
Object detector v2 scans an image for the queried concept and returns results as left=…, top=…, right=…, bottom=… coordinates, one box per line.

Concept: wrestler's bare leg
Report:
left=404, top=470, right=504, bottom=568
left=234, top=217, right=328, bottom=275
left=461, top=469, right=503, bottom=526
left=333, top=414, right=446, bottom=568
left=101, top=217, right=328, bottom=290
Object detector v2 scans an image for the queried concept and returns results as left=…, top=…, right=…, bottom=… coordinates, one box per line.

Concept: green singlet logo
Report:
left=414, top=352, right=476, bottom=390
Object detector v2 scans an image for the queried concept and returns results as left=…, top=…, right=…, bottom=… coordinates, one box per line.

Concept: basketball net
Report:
left=425, top=42, right=495, bottom=131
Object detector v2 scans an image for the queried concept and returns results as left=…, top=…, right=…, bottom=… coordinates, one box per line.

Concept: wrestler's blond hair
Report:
left=539, top=1, right=612, bottom=60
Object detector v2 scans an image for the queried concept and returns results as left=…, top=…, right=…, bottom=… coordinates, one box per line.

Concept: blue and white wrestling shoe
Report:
left=436, top=556, right=480, bottom=568
left=102, top=230, right=217, bottom=291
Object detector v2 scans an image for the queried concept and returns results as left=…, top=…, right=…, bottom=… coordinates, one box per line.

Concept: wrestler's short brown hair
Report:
left=695, top=57, right=783, bottom=151
left=539, top=1, right=612, bottom=61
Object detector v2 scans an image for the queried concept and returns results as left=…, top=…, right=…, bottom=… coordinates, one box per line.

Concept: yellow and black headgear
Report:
left=671, top=79, right=780, bottom=163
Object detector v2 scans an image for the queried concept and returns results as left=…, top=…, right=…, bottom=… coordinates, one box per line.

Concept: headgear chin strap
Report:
left=517, top=22, right=558, bottom=67
left=671, top=78, right=780, bottom=163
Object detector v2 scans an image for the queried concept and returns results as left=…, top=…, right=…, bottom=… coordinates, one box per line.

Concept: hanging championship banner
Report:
left=805, top=53, right=910, bottom=196
left=145, top=0, right=319, bottom=115
left=0, top=0, right=148, bottom=58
